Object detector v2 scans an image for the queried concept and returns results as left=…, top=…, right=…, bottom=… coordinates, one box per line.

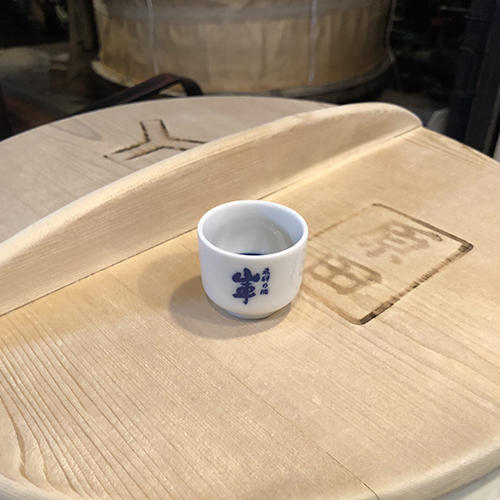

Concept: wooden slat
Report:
left=0, top=270, right=375, bottom=500
left=0, top=102, right=420, bottom=317
left=0, top=96, right=329, bottom=243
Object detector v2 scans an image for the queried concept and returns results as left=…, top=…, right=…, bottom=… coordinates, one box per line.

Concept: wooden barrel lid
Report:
left=0, top=96, right=499, bottom=499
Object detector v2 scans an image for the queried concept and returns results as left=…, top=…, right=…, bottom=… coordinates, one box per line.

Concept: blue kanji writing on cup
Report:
left=232, top=268, right=260, bottom=304
left=260, top=267, right=271, bottom=295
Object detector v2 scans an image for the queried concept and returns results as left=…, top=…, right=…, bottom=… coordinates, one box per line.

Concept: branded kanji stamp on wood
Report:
left=0, top=97, right=499, bottom=499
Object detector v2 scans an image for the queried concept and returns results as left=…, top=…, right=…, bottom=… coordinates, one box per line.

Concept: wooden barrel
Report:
left=92, top=0, right=393, bottom=96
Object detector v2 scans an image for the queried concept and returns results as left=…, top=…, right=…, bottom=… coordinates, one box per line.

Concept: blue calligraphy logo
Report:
left=232, top=268, right=260, bottom=304
left=232, top=267, right=272, bottom=304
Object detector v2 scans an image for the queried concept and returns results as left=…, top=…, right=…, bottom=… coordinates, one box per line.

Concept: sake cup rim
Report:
left=197, top=200, right=308, bottom=260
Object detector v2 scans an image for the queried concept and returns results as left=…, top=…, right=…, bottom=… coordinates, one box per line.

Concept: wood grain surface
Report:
left=0, top=102, right=419, bottom=317
left=0, top=96, right=329, bottom=243
left=1, top=97, right=500, bottom=499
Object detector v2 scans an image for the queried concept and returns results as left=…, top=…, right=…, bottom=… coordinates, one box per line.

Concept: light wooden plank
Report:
left=0, top=268, right=375, bottom=500
left=0, top=102, right=419, bottom=317
left=0, top=96, right=329, bottom=242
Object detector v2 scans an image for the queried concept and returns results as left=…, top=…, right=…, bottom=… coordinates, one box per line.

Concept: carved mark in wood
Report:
left=105, top=119, right=205, bottom=163
left=303, top=204, right=473, bottom=325
left=307, top=255, right=382, bottom=296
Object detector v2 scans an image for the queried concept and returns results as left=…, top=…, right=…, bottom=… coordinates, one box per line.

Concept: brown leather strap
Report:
left=78, top=73, right=203, bottom=114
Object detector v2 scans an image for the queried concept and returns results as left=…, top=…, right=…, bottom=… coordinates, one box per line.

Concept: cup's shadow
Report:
left=166, top=275, right=290, bottom=339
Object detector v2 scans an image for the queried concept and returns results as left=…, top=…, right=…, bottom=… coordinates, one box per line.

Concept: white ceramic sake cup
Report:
left=197, top=200, right=308, bottom=319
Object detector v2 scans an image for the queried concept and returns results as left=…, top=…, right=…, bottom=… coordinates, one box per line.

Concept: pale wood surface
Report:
left=0, top=96, right=328, bottom=243
left=1, top=97, right=500, bottom=499
left=0, top=102, right=419, bottom=317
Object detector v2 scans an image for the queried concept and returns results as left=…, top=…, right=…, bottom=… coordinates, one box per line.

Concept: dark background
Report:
left=1, top=0, right=498, bottom=157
